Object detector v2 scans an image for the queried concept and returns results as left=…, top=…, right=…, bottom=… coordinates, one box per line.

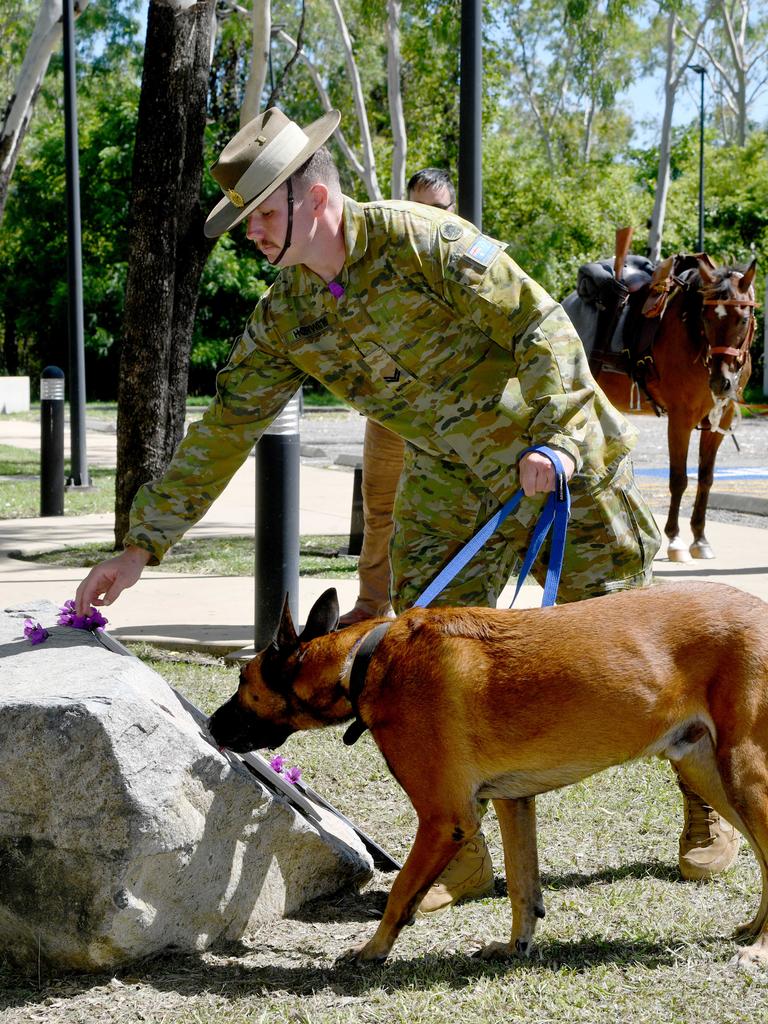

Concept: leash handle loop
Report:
left=411, top=445, right=571, bottom=610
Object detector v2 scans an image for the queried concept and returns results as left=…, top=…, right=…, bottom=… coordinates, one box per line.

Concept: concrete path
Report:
left=2, top=409, right=767, bottom=655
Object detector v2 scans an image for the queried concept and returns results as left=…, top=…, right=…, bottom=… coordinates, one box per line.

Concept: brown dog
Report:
left=208, top=580, right=768, bottom=968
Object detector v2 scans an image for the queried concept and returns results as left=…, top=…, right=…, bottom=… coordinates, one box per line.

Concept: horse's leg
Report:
left=689, top=410, right=732, bottom=559
left=665, top=412, right=694, bottom=562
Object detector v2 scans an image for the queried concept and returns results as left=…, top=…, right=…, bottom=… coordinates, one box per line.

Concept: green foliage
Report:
left=483, top=132, right=648, bottom=299
left=0, top=0, right=142, bottom=393
left=3, top=0, right=768, bottom=398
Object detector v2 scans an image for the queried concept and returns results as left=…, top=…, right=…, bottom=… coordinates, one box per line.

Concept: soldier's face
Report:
left=408, top=183, right=455, bottom=212
left=245, top=182, right=315, bottom=267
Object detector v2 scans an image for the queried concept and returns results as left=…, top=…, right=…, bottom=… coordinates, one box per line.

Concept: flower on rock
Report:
left=268, top=753, right=302, bottom=785
left=58, top=599, right=108, bottom=632
left=23, top=619, right=49, bottom=645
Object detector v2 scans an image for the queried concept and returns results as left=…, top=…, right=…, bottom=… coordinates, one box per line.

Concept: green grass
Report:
left=1, top=647, right=765, bottom=1023
left=14, top=535, right=359, bottom=578
left=0, top=443, right=115, bottom=518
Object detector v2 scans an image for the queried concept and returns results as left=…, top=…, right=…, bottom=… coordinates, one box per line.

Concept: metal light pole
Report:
left=62, top=0, right=90, bottom=487
left=458, top=0, right=482, bottom=228
left=253, top=393, right=301, bottom=649
left=688, top=64, right=706, bottom=254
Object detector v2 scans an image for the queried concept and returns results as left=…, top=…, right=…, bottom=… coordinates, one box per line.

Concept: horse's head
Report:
left=697, top=258, right=757, bottom=399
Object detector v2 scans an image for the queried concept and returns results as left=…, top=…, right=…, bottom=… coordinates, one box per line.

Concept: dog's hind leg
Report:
left=672, top=734, right=768, bottom=968
left=475, top=797, right=543, bottom=960
left=712, top=748, right=768, bottom=969
left=342, top=811, right=481, bottom=964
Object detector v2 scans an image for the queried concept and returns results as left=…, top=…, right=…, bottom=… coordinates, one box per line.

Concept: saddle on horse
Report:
left=562, top=250, right=715, bottom=411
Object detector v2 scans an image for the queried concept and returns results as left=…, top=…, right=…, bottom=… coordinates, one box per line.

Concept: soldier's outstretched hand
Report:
left=75, top=547, right=151, bottom=616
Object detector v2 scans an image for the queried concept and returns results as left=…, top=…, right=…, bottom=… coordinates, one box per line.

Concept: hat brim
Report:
left=204, top=110, right=341, bottom=239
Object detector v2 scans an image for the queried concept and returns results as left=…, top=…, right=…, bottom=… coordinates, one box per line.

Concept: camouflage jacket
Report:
left=126, top=196, right=637, bottom=562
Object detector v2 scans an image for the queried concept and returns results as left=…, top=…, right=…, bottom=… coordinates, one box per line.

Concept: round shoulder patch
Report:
left=439, top=221, right=463, bottom=242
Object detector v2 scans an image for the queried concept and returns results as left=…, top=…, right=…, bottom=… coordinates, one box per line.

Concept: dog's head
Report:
left=208, top=588, right=342, bottom=753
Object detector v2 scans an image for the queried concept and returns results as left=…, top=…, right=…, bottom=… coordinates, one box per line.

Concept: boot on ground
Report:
left=418, top=834, right=494, bottom=914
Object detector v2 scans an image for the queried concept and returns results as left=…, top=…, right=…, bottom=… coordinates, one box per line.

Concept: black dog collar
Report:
left=342, top=621, right=393, bottom=745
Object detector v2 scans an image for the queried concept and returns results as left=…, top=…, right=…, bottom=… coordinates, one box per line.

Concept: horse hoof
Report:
left=690, top=541, right=715, bottom=559
left=667, top=540, right=692, bottom=562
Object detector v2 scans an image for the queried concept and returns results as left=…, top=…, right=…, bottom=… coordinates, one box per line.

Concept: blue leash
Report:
left=411, top=446, right=572, bottom=609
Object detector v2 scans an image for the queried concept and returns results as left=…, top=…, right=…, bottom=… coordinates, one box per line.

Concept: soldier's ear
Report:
left=307, top=182, right=329, bottom=218
left=300, top=588, right=340, bottom=642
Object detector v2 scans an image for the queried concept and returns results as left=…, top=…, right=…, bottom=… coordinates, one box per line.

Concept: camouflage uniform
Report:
left=126, top=196, right=661, bottom=608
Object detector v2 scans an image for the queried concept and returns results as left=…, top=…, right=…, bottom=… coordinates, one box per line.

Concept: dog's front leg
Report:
left=476, top=797, right=544, bottom=960
left=342, top=819, right=471, bottom=965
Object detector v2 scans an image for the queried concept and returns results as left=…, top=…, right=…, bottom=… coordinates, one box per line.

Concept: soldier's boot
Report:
left=418, top=833, right=494, bottom=914
left=677, top=776, right=741, bottom=881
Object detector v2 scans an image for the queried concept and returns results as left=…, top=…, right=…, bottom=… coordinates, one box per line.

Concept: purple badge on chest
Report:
left=328, top=281, right=345, bottom=299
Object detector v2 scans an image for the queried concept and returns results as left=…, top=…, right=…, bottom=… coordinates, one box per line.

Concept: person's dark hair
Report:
left=406, top=167, right=456, bottom=206
left=294, top=146, right=341, bottom=193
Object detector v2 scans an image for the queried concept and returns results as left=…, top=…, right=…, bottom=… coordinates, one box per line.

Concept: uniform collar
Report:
left=288, top=194, right=367, bottom=298
left=341, top=194, right=369, bottom=267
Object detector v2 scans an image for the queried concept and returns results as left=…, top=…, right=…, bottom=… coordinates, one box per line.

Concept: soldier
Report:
left=339, top=167, right=458, bottom=628
left=76, top=108, right=738, bottom=911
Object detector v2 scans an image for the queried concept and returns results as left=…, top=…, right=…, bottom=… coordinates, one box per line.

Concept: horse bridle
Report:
left=698, top=292, right=758, bottom=367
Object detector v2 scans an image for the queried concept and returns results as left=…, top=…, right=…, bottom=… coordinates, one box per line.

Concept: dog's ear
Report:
left=273, top=593, right=299, bottom=653
left=300, top=588, right=340, bottom=642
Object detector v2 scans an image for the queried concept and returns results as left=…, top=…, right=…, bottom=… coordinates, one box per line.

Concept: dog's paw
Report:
left=472, top=939, right=518, bottom=961
left=732, top=940, right=768, bottom=972
left=336, top=939, right=388, bottom=967
left=733, top=919, right=758, bottom=943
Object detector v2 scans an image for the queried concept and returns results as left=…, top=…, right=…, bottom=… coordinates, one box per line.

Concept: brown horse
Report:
left=574, top=255, right=758, bottom=562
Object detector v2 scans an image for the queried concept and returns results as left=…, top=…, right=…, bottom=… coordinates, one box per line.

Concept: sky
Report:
left=623, top=67, right=768, bottom=149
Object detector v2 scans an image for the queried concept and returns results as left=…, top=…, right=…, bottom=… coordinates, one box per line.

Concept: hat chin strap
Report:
left=272, top=176, right=295, bottom=266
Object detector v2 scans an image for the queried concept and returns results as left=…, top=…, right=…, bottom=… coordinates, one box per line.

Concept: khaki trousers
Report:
left=351, top=419, right=405, bottom=616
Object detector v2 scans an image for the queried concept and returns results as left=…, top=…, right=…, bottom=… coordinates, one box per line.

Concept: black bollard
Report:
left=348, top=464, right=364, bottom=556
left=40, top=366, right=65, bottom=517
left=254, top=392, right=301, bottom=649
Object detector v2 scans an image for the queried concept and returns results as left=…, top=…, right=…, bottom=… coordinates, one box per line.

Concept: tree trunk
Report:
left=647, top=5, right=713, bottom=261
left=326, top=0, right=381, bottom=200
left=647, top=13, right=678, bottom=263
left=0, top=0, right=90, bottom=227
left=275, top=27, right=370, bottom=193
left=114, top=0, right=216, bottom=548
left=240, top=0, right=270, bottom=125
left=387, top=0, right=406, bottom=200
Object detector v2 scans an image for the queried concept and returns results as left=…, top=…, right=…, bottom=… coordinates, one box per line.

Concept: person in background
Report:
left=339, top=168, right=457, bottom=627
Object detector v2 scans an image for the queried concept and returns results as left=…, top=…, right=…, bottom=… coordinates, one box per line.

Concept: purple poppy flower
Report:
left=58, top=599, right=108, bottom=631
left=85, top=608, right=108, bottom=631
left=57, top=599, right=86, bottom=628
left=284, top=766, right=302, bottom=785
left=269, top=755, right=286, bottom=774
left=23, top=619, right=50, bottom=645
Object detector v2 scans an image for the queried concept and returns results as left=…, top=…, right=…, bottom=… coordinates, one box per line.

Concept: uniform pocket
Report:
left=569, top=458, right=661, bottom=587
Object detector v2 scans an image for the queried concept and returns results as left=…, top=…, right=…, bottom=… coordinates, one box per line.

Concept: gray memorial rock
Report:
left=0, top=602, right=373, bottom=970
